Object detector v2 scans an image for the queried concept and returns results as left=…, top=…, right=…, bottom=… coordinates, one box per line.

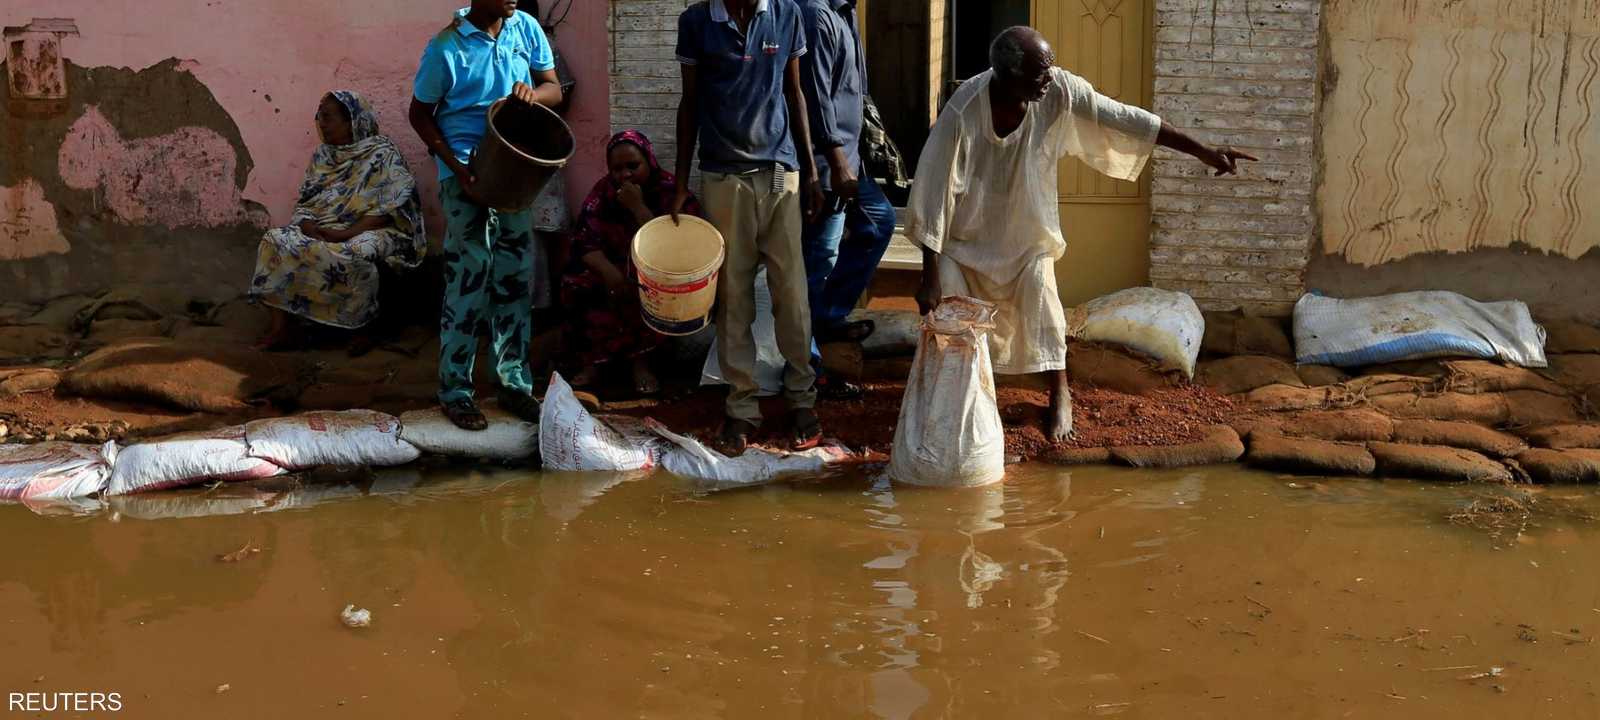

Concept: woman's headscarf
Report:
left=571, top=130, right=701, bottom=263
left=291, top=90, right=426, bottom=267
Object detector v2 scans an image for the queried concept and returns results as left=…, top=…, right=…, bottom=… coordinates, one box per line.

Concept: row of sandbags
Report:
left=0, top=374, right=854, bottom=503
left=1234, top=410, right=1600, bottom=484
left=1076, top=287, right=1580, bottom=376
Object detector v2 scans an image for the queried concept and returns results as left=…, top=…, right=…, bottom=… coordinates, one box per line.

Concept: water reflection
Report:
left=5, top=465, right=1600, bottom=718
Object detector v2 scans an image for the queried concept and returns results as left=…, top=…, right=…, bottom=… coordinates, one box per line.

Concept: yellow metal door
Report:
left=1033, top=0, right=1154, bottom=306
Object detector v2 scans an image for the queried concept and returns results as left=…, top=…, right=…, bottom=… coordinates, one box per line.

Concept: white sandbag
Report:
left=647, top=419, right=850, bottom=485
left=1074, top=287, right=1205, bottom=379
left=0, top=441, right=116, bottom=500
left=244, top=410, right=421, bottom=470
left=539, top=373, right=657, bottom=472
left=702, top=267, right=813, bottom=396
left=1295, top=291, right=1547, bottom=368
left=107, top=426, right=286, bottom=495
left=889, top=297, right=1006, bottom=487
left=400, top=408, right=538, bottom=461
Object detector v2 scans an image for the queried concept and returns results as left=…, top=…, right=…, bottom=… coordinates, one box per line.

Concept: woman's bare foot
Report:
left=570, top=364, right=601, bottom=388
left=631, top=356, right=660, bottom=396
left=252, top=309, right=295, bottom=352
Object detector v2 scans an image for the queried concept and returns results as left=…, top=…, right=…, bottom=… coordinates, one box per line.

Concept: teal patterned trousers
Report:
left=437, top=177, right=537, bottom=404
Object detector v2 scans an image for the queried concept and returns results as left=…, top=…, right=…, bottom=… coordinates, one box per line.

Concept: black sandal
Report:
left=815, top=369, right=864, bottom=400
left=718, top=418, right=759, bottom=456
left=790, top=408, right=822, bottom=450
left=496, top=387, right=542, bottom=423
left=443, top=398, right=488, bottom=431
left=816, top=319, right=876, bottom=344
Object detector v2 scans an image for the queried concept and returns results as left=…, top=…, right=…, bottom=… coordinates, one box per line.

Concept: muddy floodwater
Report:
left=4, top=464, right=1600, bottom=718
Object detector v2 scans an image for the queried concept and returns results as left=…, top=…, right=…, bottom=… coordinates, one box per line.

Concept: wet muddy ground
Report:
left=3, top=465, right=1599, bottom=718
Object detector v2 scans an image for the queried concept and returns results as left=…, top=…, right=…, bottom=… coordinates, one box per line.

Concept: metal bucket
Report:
left=467, top=98, right=576, bottom=212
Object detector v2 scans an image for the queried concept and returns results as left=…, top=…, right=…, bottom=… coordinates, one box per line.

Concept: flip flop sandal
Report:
left=632, top=364, right=661, bottom=397
left=817, top=319, right=877, bottom=344
left=790, top=408, right=822, bottom=451
left=444, top=398, right=488, bottom=431
left=816, top=372, right=864, bottom=400
left=719, top=418, right=759, bottom=456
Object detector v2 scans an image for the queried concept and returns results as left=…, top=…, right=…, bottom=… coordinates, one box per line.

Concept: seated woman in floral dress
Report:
left=560, top=130, right=702, bottom=395
left=250, top=90, right=425, bottom=353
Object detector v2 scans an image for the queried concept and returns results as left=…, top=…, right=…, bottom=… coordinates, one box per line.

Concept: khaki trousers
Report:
left=703, top=169, right=817, bottom=423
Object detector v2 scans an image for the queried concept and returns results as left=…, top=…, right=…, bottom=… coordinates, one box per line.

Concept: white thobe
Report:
left=906, top=68, right=1160, bottom=374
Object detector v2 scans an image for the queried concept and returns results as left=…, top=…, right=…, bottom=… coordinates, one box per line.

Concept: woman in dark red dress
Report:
left=561, top=130, right=703, bottom=395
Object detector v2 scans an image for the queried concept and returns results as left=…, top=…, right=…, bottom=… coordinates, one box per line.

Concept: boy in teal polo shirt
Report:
left=409, top=0, right=562, bottom=430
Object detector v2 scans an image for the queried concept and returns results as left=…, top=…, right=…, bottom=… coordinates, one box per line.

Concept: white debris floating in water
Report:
left=340, top=604, right=372, bottom=628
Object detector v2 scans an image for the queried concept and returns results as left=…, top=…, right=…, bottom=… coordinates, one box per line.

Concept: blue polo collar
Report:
left=455, top=7, right=522, bottom=38
left=710, top=0, right=770, bottom=23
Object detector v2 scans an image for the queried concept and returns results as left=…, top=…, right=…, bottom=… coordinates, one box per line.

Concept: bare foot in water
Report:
left=1047, top=374, right=1074, bottom=444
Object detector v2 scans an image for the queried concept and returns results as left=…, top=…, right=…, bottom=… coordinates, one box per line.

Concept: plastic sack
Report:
left=0, top=441, right=116, bottom=500
left=647, top=419, right=850, bottom=486
left=702, top=267, right=786, bottom=396
left=400, top=408, right=538, bottom=461
left=244, top=410, right=421, bottom=470
left=889, top=297, right=1006, bottom=487
left=539, top=373, right=658, bottom=472
left=1294, top=291, right=1548, bottom=368
left=107, top=426, right=286, bottom=495
left=1074, top=287, right=1205, bottom=379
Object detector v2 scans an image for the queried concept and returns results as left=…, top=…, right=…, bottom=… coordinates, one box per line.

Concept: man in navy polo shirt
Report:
left=409, top=0, right=562, bottom=431
left=673, top=0, right=828, bottom=454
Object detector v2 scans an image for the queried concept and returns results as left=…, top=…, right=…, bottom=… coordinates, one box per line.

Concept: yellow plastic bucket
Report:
left=631, top=215, right=725, bottom=336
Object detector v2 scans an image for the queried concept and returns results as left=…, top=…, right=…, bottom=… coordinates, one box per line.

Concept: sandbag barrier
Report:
left=1, top=375, right=861, bottom=504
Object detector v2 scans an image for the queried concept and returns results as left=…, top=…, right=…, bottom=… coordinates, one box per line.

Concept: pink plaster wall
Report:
left=3, top=1, right=610, bottom=236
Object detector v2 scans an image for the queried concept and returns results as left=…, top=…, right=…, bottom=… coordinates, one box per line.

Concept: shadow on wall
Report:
left=1305, top=243, right=1600, bottom=324
left=1, top=59, right=266, bottom=304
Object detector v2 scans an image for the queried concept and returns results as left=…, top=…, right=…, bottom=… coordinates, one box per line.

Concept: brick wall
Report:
left=609, top=0, right=693, bottom=172
left=1147, top=0, right=1321, bottom=315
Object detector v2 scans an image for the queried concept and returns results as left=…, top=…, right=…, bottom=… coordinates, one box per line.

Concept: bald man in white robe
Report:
left=907, top=26, right=1254, bottom=442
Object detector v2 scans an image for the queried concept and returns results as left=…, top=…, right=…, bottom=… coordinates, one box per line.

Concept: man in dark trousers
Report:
left=672, top=0, right=828, bottom=454
left=797, top=0, right=896, bottom=399
left=409, top=0, right=562, bottom=430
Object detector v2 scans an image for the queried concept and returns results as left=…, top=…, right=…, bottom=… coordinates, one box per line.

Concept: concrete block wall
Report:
left=609, top=0, right=694, bottom=174
left=1147, top=0, right=1321, bottom=315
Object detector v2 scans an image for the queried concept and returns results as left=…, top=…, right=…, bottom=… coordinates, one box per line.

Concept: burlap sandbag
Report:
left=1503, top=391, right=1580, bottom=427
left=1296, top=364, right=1350, bottom=387
left=1520, top=423, right=1600, bottom=450
left=0, top=325, right=72, bottom=360
left=1370, top=392, right=1510, bottom=425
left=1543, top=353, right=1600, bottom=390
left=62, top=339, right=303, bottom=413
left=1111, top=425, right=1244, bottom=468
left=1068, top=343, right=1179, bottom=395
left=1238, top=384, right=1330, bottom=412
left=1197, top=355, right=1303, bottom=395
left=86, top=318, right=175, bottom=344
left=1278, top=409, right=1396, bottom=442
left=1543, top=320, right=1600, bottom=354
left=0, top=368, right=61, bottom=398
left=1339, top=374, right=1435, bottom=398
left=1202, top=311, right=1293, bottom=358
left=1041, top=446, right=1114, bottom=466
left=1514, top=448, right=1600, bottom=484
left=1392, top=419, right=1528, bottom=457
left=1368, top=442, right=1513, bottom=483
left=1246, top=434, right=1376, bottom=476
left=1442, top=360, right=1567, bottom=395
